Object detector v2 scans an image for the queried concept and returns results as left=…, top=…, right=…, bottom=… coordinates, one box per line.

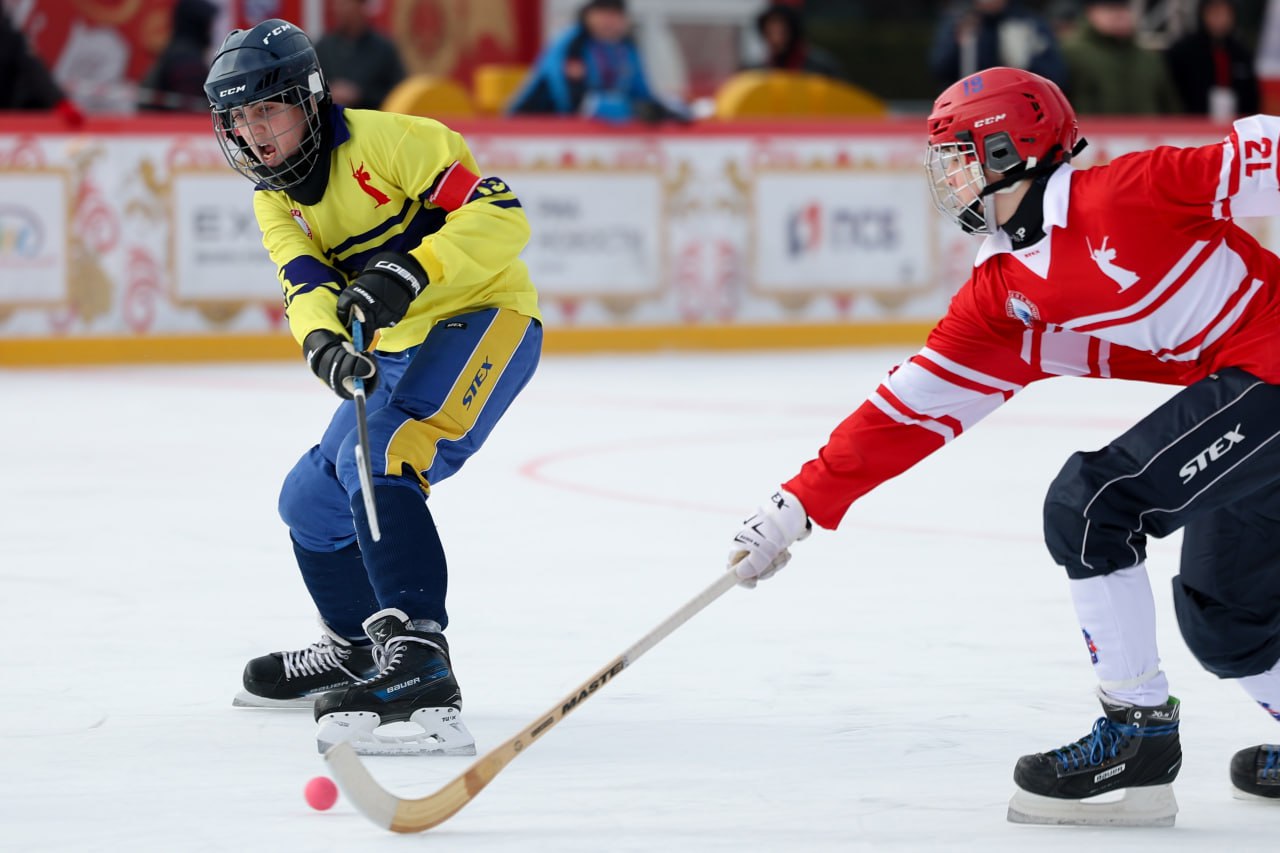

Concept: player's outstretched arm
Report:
left=727, top=490, right=811, bottom=588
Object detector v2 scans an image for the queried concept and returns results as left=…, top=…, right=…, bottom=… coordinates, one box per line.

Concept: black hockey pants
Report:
left=1043, top=368, right=1280, bottom=678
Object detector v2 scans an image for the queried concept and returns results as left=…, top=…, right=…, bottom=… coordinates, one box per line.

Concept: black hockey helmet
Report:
left=204, top=19, right=330, bottom=190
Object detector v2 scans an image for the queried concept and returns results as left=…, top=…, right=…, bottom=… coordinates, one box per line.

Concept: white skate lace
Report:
left=282, top=638, right=349, bottom=679
left=369, top=636, right=408, bottom=677
left=362, top=635, right=439, bottom=682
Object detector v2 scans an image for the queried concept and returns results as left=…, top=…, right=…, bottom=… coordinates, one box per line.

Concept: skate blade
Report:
left=315, top=707, right=477, bottom=757
left=232, top=691, right=315, bottom=709
left=1007, top=784, right=1177, bottom=827
left=1230, top=785, right=1280, bottom=802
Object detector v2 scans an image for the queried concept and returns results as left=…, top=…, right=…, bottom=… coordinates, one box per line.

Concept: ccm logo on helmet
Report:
left=219, top=84, right=246, bottom=97
left=974, top=113, right=1007, bottom=128
left=263, top=23, right=293, bottom=43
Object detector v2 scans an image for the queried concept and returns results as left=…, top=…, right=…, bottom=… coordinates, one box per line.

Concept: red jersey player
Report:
left=728, top=67, right=1280, bottom=825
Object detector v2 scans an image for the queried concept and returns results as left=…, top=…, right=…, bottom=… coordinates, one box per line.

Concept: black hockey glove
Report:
left=335, top=251, right=428, bottom=333
left=304, top=329, right=379, bottom=400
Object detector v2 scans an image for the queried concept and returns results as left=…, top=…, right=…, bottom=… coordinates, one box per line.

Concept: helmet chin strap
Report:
left=957, top=199, right=987, bottom=235
left=979, top=138, right=1088, bottom=200
left=974, top=138, right=1087, bottom=233
left=981, top=174, right=1032, bottom=232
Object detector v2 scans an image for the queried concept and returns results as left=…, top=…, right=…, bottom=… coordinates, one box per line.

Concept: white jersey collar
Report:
left=972, top=164, right=1075, bottom=269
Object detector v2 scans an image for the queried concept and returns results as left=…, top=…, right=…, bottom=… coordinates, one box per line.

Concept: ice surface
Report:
left=2, top=348, right=1276, bottom=851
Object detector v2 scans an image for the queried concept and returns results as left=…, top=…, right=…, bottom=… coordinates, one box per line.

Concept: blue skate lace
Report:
left=1263, top=747, right=1280, bottom=781
left=1053, top=717, right=1135, bottom=771
left=1052, top=715, right=1180, bottom=771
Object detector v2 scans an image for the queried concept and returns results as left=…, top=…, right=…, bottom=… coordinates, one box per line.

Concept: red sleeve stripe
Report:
left=1091, top=338, right=1112, bottom=378
left=428, top=161, right=482, bottom=212
left=869, top=388, right=958, bottom=442
left=1038, top=328, right=1097, bottom=377
left=1019, top=327, right=1111, bottom=378
left=934, top=411, right=966, bottom=436
left=1216, top=133, right=1240, bottom=220
left=910, top=354, right=1016, bottom=399
left=877, top=383, right=968, bottom=438
left=918, top=346, right=1023, bottom=392
left=1153, top=276, right=1262, bottom=362
left=1226, top=131, right=1241, bottom=195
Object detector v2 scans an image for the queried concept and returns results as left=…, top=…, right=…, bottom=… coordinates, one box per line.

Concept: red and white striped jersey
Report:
left=787, top=115, right=1280, bottom=530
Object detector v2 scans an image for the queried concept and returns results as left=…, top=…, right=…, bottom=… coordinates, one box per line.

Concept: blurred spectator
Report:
left=930, top=0, right=1068, bottom=88
left=508, top=0, right=688, bottom=123
left=1166, top=0, right=1259, bottom=120
left=138, top=0, right=218, bottom=112
left=1048, top=0, right=1081, bottom=42
left=1062, top=0, right=1180, bottom=114
left=747, top=3, right=846, bottom=81
left=0, top=9, right=82, bottom=122
left=315, top=0, right=406, bottom=110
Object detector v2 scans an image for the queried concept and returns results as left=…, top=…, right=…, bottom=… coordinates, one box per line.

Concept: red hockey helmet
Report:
left=925, top=67, right=1082, bottom=234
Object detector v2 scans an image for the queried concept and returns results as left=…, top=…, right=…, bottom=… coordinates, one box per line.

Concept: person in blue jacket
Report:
left=508, top=0, right=685, bottom=123
left=930, top=0, right=1068, bottom=90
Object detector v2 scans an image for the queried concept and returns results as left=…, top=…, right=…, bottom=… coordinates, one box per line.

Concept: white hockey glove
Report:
left=728, top=490, right=812, bottom=588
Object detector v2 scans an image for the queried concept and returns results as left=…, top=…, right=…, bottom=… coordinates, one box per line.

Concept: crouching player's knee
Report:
left=1042, top=451, right=1126, bottom=580
left=1173, top=576, right=1280, bottom=678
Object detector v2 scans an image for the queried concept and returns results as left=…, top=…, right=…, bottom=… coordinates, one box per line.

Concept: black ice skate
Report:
left=1230, top=745, right=1280, bottom=800
left=233, top=621, right=377, bottom=708
left=1007, top=692, right=1182, bottom=827
left=314, top=607, right=476, bottom=756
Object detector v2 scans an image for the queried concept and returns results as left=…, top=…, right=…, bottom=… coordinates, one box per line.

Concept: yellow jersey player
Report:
left=206, top=19, right=541, bottom=756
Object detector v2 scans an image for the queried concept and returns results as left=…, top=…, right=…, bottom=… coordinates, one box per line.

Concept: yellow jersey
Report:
left=253, top=106, right=540, bottom=352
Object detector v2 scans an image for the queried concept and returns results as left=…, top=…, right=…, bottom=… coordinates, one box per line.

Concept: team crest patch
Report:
left=290, top=209, right=313, bottom=239
left=1006, top=291, right=1040, bottom=327
left=1082, top=628, right=1098, bottom=664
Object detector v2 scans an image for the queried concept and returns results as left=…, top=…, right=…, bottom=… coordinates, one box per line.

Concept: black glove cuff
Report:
left=303, top=328, right=343, bottom=369
left=363, top=251, right=428, bottom=299
left=299, top=325, right=340, bottom=361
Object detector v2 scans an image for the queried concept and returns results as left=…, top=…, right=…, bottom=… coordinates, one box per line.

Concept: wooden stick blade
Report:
left=325, top=742, right=495, bottom=833
left=324, top=743, right=398, bottom=829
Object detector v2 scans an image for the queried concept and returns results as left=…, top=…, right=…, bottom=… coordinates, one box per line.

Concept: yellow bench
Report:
left=714, top=70, right=887, bottom=119
left=381, top=75, right=475, bottom=118
left=473, top=64, right=529, bottom=115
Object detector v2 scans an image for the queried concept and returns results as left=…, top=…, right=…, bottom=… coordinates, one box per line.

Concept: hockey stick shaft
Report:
left=349, top=315, right=381, bottom=542
left=324, top=567, right=742, bottom=833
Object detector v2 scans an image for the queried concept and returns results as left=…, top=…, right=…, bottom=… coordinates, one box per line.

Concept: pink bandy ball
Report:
left=304, top=775, right=339, bottom=811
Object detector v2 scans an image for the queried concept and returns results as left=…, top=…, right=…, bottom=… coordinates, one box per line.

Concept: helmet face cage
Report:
left=211, top=78, right=324, bottom=191
left=925, top=140, right=990, bottom=235
left=204, top=20, right=329, bottom=191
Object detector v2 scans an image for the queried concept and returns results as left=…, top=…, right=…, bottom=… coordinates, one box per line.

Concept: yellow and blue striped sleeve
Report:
left=254, top=191, right=348, bottom=347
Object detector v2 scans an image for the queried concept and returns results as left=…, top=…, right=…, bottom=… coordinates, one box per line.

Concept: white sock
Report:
left=1068, top=563, right=1169, bottom=706
left=1237, top=661, right=1280, bottom=723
